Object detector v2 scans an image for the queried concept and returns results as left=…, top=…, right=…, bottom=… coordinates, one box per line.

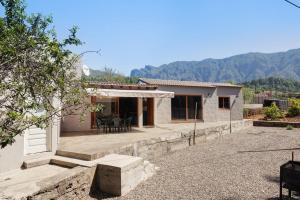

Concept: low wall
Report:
left=117, top=120, right=253, bottom=161
left=253, top=120, right=300, bottom=128
left=22, top=166, right=97, bottom=200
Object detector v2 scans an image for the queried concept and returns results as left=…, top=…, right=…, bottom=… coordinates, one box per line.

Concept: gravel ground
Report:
left=92, top=127, right=300, bottom=200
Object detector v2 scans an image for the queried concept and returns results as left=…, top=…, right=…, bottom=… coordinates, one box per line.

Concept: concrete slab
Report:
left=96, top=154, right=156, bottom=196
left=0, top=164, right=68, bottom=199
left=23, top=156, right=51, bottom=169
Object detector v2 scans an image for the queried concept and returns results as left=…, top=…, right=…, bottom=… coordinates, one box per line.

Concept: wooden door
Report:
left=147, top=98, right=154, bottom=126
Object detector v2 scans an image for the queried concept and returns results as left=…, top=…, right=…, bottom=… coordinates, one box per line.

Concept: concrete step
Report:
left=23, top=156, right=51, bottom=169
left=96, top=154, right=156, bottom=196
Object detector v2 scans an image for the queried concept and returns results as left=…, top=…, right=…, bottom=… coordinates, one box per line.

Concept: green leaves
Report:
left=263, top=103, right=284, bottom=120
left=0, top=0, right=89, bottom=148
left=287, top=98, right=300, bottom=117
left=63, top=26, right=82, bottom=46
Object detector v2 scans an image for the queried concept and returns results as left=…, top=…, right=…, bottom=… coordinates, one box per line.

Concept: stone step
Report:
left=96, top=154, right=156, bottom=196
left=23, top=156, right=51, bottom=169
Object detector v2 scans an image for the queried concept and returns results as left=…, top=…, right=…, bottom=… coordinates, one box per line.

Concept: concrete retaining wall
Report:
left=117, top=120, right=252, bottom=161
left=253, top=120, right=300, bottom=128
left=23, top=166, right=96, bottom=200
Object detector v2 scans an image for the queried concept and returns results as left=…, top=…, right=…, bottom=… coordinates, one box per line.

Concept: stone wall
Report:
left=253, top=120, right=300, bottom=128
left=23, top=166, right=96, bottom=200
left=118, top=120, right=252, bottom=161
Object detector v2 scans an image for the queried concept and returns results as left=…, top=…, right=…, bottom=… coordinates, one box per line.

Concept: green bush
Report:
left=286, top=125, right=294, bottom=130
left=243, top=108, right=250, bottom=118
left=263, top=102, right=284, bottom=120
left=288, top=98, right=300, bottom=117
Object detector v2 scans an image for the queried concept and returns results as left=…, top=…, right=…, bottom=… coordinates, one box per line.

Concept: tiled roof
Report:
left=138, top=78, right=241, bottom=88
left=88, top=81, right=158, bottom=90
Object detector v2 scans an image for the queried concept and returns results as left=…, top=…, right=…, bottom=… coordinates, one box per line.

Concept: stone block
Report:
left=96, top=154, right=155, bottom=196
left=167, top=138, right=190, bottom=152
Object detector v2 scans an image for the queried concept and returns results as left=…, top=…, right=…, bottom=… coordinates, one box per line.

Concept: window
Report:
left=219, top=97, right=230, bottom=109
left=171, top=96, right=186, bottom=120
left=171, top=95, right=202, bottom=120
left=187, top=96, right=202, bottom=119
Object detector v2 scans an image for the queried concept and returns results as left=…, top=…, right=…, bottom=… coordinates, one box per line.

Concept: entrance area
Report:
left=143, top=98, right=154, bottom=126
left=119, top=97, right=138, bottom=126
left=92, top=96, right=139, bottom=128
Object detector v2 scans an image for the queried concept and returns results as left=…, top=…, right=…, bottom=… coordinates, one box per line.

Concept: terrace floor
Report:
left=58, top=121, right=240, bottom=160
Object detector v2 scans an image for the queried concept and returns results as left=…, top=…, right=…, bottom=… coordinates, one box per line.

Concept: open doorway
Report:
left=143, top=98, right=154, bottom=126
left=119, top=97, right=138, bottom=126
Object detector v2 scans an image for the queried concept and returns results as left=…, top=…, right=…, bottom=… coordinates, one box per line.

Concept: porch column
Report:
left=137, top=97, right=143, bottom=128
left=50, top=96, right=61, bottom=153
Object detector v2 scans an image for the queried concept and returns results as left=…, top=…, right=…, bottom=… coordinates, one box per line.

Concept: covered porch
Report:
left=91, top=96, right=156, bottom=130
left=88, top=83, right=174, bottom=131
left=60, top=82, right=174, bottom=134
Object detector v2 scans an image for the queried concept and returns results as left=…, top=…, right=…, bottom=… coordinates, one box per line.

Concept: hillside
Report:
left=242, top=77, right=300, bottom=93
left=130, top=48, right=300, bottom=82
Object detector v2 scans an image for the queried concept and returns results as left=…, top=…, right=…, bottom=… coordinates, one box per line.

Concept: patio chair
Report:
left=112, top=117, right=122, bottom=132
left=125, top=117, right=133, bottom=132
left=96, top=117, right=108, bottom=133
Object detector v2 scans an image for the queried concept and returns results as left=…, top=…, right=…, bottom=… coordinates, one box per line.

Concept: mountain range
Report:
left=130, top=48, right=300, bottom=83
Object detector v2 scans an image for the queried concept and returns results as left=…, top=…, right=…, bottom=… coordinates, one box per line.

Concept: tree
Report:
left=0, top=0, right=95, bottom=148
left=242, top=87, right=255, bottom=104
left=86, top=67, right=139, bottom=84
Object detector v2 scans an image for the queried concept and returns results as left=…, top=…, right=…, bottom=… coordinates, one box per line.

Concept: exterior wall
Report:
left=0, top=135, right=24, bottom=174
left=137, top=98, right=143, bottom=127
left=216, top=87, right=243, bottom=121
left=0, top=116, right=60, bottom=174
left=50, top=115, right=60, bottom=154
left=60, top=86, right=243, bottom=131
left=155, top=85, right=243, bottom=124
left=155, top=97, right=171, bottom=124
left=61, top=97, right=92, bottom=132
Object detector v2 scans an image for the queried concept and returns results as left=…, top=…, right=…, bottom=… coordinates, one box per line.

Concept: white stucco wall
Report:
left=0, top=135, right=24, bottom=174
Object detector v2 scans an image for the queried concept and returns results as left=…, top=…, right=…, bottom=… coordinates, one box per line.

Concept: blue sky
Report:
left=12, top=0, right=300, bottom=74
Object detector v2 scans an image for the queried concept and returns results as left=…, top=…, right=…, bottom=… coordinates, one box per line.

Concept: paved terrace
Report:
left=58, top=121, right=246, bottom=160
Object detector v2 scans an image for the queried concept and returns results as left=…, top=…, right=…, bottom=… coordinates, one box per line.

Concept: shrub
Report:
left=288, top=98, right=300, bottom=117
left=286, top=125, right=294, bottom=130
left=263, top=102, right=284, bottom=120
left=243, top=108, right=250, bottom=118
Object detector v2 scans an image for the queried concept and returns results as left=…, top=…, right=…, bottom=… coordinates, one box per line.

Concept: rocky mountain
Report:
left=130, top=49, right=300, bottom=82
